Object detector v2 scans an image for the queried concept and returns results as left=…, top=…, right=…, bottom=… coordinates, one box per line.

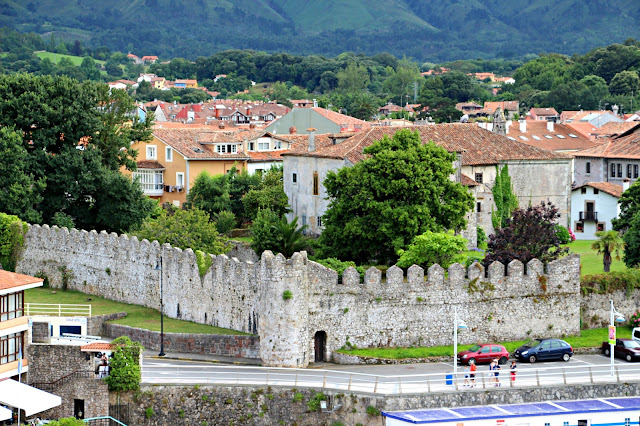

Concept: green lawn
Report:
left=565, top=239, right=626, bottom=276
left=35, top=51, right=105, bottom=66
left=338, top=326, right=634, bottom=359
left=25, top=288, right=248, bottom=335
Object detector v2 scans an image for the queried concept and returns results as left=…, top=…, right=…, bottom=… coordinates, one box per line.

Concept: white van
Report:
left=633, top=327, right=640, bottom=344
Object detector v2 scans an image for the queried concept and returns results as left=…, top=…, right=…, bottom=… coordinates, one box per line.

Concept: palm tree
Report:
left=592, top=230, right=624, bottom=272
left=274, top=216, right=309, bottom=257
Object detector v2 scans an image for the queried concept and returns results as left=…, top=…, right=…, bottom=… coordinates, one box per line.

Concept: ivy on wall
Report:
left=0, top=213, right=27, bottom=271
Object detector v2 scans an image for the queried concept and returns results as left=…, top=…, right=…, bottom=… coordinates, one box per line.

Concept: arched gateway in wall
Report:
left=314, top=331, right=327, bottom=362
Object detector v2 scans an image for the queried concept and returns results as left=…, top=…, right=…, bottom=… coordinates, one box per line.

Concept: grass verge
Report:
left=25, top=288, right=248, bottom=335
left=336, top=326, right=633, bottom=359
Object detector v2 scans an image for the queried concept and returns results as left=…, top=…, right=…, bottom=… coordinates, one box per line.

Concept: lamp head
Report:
left=614, top=312, right=625, bottom=323
left=457, top=319, right=468, bottom=330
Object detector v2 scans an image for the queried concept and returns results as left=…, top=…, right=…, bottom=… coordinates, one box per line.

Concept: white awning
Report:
left=0, top=406, right=11, bottom=421
left=0, top=379, right=61, bottom=416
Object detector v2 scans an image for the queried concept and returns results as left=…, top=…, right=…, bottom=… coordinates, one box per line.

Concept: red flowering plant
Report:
left=630, top=310, right=640, bottom=328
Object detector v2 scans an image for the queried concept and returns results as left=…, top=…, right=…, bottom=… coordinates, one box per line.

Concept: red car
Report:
left=457, top=343, right=509, bottom=365
left=602, top=338, right=640, bottom=362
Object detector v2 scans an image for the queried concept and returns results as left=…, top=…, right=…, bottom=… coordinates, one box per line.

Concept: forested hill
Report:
left=3, top=0, right=640, bottom=61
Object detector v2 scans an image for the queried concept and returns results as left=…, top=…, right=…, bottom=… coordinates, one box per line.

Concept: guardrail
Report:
left=142, top=363, right=640, bottom=395
left=25, top=303, right=92, bottom=317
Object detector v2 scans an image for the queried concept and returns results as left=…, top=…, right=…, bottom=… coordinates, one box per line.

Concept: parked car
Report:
left=513, top=338, right=573, bottom=363
left=602, top=338, right=640, bottom=362
left=633, top=327, right=640, bottom=345
left=457, top=343, right=509, bottom=365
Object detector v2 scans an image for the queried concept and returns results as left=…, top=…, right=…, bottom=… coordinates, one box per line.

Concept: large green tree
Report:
left=612, top=180, right=640, bottom=233
left=318, top=129, right=474, bottom=264
left=0, top=73, right=154, bottom=232
left=104, top=336, right=143, bottom=392
left=187, top=171, right=232, bottom=217
left=491, top=165, right=518, bottom=230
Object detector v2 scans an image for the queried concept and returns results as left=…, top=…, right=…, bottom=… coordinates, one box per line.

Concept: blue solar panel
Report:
left=555, top=400, right=612, bottom=411
left=606, top=397, right=640, bottom=409
left=382, top=409, right=458, bottom=422
left=501, top=402, right=565, bottom=415
left=451, top=406, right=504, bottom=417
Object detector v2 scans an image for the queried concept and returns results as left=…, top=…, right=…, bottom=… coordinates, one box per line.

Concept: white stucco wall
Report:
left=571, top=187, right=619, bottom=240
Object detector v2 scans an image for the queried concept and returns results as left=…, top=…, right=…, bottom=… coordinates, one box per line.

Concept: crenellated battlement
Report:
left=17, top=224, right=581, bottom=368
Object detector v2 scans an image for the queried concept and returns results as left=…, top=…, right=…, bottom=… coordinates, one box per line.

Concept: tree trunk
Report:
left=604, top=251, right=612, bottom=273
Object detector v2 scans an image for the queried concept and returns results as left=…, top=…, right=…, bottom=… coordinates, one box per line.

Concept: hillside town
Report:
left=3, top=17, right=640, bottom=426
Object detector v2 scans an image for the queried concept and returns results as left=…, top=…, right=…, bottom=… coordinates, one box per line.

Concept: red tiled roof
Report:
left=285, top=124, right=570, bottom=165
left=592, top=122, right=640, bottom=137
left=505, top=121, right=597, bottom=151
left=137, top=160, right=165, bottom=169
left=247, top=150, right=289, bottom=161
left=574, top=182, right=623, bottom=198
left=0, top=270, right=43, bottom=291
left=152, top=128, right=250, bottom=160
left=461, top=174, right=479, bottom=186
left=81, top=342, right=117, bottom=352
left=530, top=107, right=559, bottom=116
left=574, top=130, right=640, bottom=160
left=565, top=122, right=598, bottom=139
left=311, top=107, right=372, bottom=130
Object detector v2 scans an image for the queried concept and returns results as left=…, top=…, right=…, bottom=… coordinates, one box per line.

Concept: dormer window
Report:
left=216, top=144, right=237, bottom=154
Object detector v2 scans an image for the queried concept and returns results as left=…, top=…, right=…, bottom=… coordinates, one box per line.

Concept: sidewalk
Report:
left=142, top=347, right=262, bottom=365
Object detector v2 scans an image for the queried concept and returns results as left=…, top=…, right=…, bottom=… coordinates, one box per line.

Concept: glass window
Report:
left=292, top=173, right=297, bottom=183
left=317, top=216, right=322, bottom=227
left=257, top=141, right=270, bottom=150
left=216, top=144, right=237, bottom=154
left=0, top=333, right=22, bottom=365
left=594, top=189, right=599, bottom=194
left=475, top=173, right=483, bottom=183
left=581, top=187, right=586, bottom=194
left=635, top=165, right=639, bottom=179
left=132, top=170, right=164, bottom=191
left=477, top=202, right=482, bottom=212
left=176, top=173, right=184, bottom=187
left=480, top=346, right=491, bottom=353
left=618, top=163, right=623, bottom=178
left=597, top=222, right=605, bottom=232
left=146, top=145, right=157, bottom=160
left=586, top=161, right=591, bottom=174
left=1, top=292, right=24, bottom=321
left=313, top=172, right=319, bottom=196
left=628, top=164, right=633, bottom=178
left=611, top=163, right=616, bottom=177
left=273, top=140, right=282, bottom=149
left=575, top=222, right=584, bottom=232
left=165, top=147, right=173, bottom=162
left=491, top=346, right=502, bottom=352
left=302, top=215, right=307, bottom=226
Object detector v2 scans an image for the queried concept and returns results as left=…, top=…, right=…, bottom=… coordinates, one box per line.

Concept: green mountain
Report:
left=3, top=0, right=640, bottom=61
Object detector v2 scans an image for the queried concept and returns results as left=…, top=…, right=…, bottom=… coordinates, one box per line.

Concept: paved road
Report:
left=141, top=354, right=639, bottom=394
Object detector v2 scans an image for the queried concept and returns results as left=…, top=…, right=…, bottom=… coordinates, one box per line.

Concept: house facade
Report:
left=266, top=107, right=371, bottom=135
left=283, top=124, right=572, bottom=243
left=0, top=270, right=43, bottom=380
left=570, top=182, right=623, bottom=240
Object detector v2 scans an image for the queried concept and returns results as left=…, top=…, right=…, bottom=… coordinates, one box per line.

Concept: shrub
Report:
left=476, top=226, right=487, bottom=248
left=215, top=210, right=237, bottom=236
left=51, top=212, right=75, bottom=229
left=282, top=290, right=292, bottom=300
left=145, top=407, right=154, bottom=419
left=555, top=224, right=572, bottom=244
left=396, top=230, right=467, bottom=269
left=0, top=213, right=27, bottom=271
left=313, top=257, right=366, bottom=280
left=581, top=269, right=640, bottom=296
left=292, top=392, right=304, bottom=403
left=366, top=405, right=381, bottom=416
left=629, top=310, right=640, bottom=328
left=306, top=392, right=326, bottom=411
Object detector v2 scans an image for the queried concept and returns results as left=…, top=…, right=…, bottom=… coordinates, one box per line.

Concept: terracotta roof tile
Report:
left=248, top=150, right=289, bottom=161
left=565, top=122, right=598, bottom=139
left=592, top=122, right=640, bottom=137
left=285, top=124, right=570, bottom=165
left=574, top=130, right=640, bottom=159
left=574, top=182, right=623, bottom=198
left=530, top=107, right=559, bottom=116
left=152, top=128, right=250, bottom=160
left=81, top=342, right=117, bottom=352
left=0, top=270, right=43, bottom=291
left=461, top=174, right=479, bottom=186
left=311, top=107, right=372, bottom=130
left=505, top=121, right=597, bottom=151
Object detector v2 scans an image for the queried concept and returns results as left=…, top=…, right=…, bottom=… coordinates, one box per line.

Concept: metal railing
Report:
left=142, top=363, right=640, bottom=395
left=25, top=303, right=92, bottom=317
left=579, top=211, right=598, bottom=221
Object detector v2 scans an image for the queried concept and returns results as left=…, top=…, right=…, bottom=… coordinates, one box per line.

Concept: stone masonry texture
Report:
left=18, top=224, right=582, bottom=368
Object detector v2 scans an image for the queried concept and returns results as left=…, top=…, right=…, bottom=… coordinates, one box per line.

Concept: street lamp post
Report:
left=609, top=300, right=625, bottom=376
left=155, top=255, right=166, bottom=357
left=453, top=306, right=468, bottom=377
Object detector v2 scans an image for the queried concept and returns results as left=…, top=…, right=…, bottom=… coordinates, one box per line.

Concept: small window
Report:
left=248, top=142, right=255, bottom=151
left=146, top=145, right=157, bottom=160
left=611, top=163, right=616, bottom=178
left=292, top=173, right=297, bottom=183
left=581, top=187, right=587, bottom=194
left=165, top=147, right=173, bottom=162
left=628, top=164, right=633, bottom=178
left=313, top=172, right=319, bottom=196
left=618, top=163, right=623, bottom=178
left=477, top=202, right=482, bottom=213
left=597, top=222, right=605, bottom=232
left=594, top=189, right=599, bottom=195
left=575, top=222, right=584, bottom=232
left=475, top=173, right=483, bottom=184
left=317, top=216, right=322, bottom=227
left=301, top=215, right=307, bottom=226
left=176, top=172, right=184, bottom=187
left=586, top=161, right=591, bottom=174
left=635, top=164, right=639, bottom=179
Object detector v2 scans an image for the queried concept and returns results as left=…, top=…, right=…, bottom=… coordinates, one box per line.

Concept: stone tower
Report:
left=493, top=107, right=506, bottom=136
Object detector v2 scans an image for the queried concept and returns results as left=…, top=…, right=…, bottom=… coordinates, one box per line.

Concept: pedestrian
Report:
left=510, top=360, right=517, bottom=383
left=469, top=359, right=477, bottom=387
left=492, top=359, right=501, bottom=387
left=463, top=364, right=470, bottom=387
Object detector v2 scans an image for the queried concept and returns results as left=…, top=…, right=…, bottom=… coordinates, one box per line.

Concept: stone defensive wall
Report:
left=17, top=224, right=581, bottom=367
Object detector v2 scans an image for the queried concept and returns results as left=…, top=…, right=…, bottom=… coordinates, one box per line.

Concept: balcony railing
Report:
left=579, top=211, right=598, bottom=222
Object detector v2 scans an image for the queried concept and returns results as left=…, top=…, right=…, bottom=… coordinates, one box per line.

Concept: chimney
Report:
left=289, top=126, right=297, bottom=134
left=612, top=104, right=619, bottom=117
left=623, top=178, right=631, bottom=191
left=307, top=128, right=317, bottom=152
left=547, top=120, right=554, bottom=132
left=313, top=99, right=318, bottom=108
left=519, top=119, right=527, bottom=133
left=505, top=120, right=512, bottom=134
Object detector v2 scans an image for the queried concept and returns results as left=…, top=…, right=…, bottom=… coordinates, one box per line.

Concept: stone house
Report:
left=571, top=181, right=624, bottom=239
left=283, top=124, right=573, bottom=242
left=573, top=127, right=640, bottom=187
